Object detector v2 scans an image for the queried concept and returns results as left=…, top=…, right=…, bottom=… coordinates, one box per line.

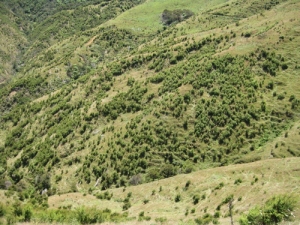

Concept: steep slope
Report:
left=103, top=0, right=229, bottom=34
left=0, top=0, right=299, bottom=223
left=0, top=0, right=145, bottom=82
left=0, top=3, right=27, bottom=83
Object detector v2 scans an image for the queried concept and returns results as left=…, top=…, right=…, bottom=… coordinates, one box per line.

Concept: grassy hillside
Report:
left=0, top=0, right=146, bottom=82
left=51, top=158, right=300, bottom=225
left=0, top=0, right=300, bottom=224
left=0, top=3, right=27, bottom=83
left=103, top=0, right=229, bottom=34
left=2, top=158, right=299, bottom=224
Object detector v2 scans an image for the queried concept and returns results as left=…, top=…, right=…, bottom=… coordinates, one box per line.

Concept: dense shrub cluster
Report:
left=0, top=202, right=128, bottom=224
left=1, top=43, right=297, bottom=192
left=239, top=195, right=297, bottom=225
left=161, top=9, right=194, bottom=25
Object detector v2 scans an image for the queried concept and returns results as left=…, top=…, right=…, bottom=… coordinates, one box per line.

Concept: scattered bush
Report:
left=244, top=32, right=251, bottom=38
left=138, top=211, right=151, bottom=221
left=96, top=191, right=113, bottom=200
left=277, top=94, right=285, bottom=100
left=195, top=213, right=215, bottom=225
left=122, top=202, right=131, bottom=211
left=175, top=194, right=181, bottom=202
left=155, top=217, right=167, bottom=223
left=0, top=203, right=5, bottom=217
left=193, top=195, right=200, bottom=205
left=160, top=164, right=176, bottom=178
left=185, top=180, right=191, bottom=189
left=222, top=194, right=234, bottom=205
left=239, top=195, right=297, bottom=225
left=282, top=63, right=288, bottom=70
left=234, top=178, right=242, bottom=185
left=214, top=182, right=224, bottom=190
left=214, top=211, right=221, bottom=218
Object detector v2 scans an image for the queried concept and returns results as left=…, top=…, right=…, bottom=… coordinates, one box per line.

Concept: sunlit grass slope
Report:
left=47, top=158, right=300, bottom=225
left=0, top=3, right=27, bottom=82
left=104, top=0, right=230, bottom=34
left=0, top=0, right=300, bottom=224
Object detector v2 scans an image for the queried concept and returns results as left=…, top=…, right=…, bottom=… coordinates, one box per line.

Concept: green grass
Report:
left=0, top=4, right=27, bottom=82
left=104, top=0, right=230, bottom=34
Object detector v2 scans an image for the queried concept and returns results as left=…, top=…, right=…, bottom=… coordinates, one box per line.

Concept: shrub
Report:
left=55, top=175, right=62, bottom=183
left=170, top=56, right=177, bottom=65
left=110, top=63, right=122, bottom=76
left=122, top=202, right=131, bottom=211
left=161, top=9, right=194, bottom=25
left=222, top=194, right=234, bottom=204
left=6, top=215, right=16, bottom=225
left=266, top=81, right=274, bottom=89
left=127, top=78, right=135, bottom=87
left=277, top=94, right=285, bottom=100
left=215, top=182, right=224, bottom=190
left=96, top=191, right=113, bottom=200
left=185, top=180, right=191, bottom=189
left=75, top=207, right=89, bottom=224
left=244, top=32, right=251, bottom=38
left=0, top=203, right=5, bottom=217
left=175, top=194, right=181, bottom=202
left=195, top=213, right=214, bottom=225
left=24, top=207, right=33, bottom=222
left=160, top=164, right=176, bottom=178
left=67, top=64, right=90, bottom=80
left=289, top=95, right=295, bottom=102
left=282, top=63, right=288, bottom=70
left=239, top=194, right=297, bottom=225
left=155, top=217, right=167, bottom=223
left=147, top=167, right=161, bottom=181
left=234, top=178, right=242, bottom=185
left=193, top=195, right=200, bottom=204
left=214, top=211, right=221, bottom=218
left=144, top=216, right=151, bottom=221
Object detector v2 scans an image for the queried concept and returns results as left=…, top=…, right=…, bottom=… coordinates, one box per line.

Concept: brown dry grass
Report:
left=47, top=157, right=300, bottom=225
left=85, top=36, right=98, bottom=47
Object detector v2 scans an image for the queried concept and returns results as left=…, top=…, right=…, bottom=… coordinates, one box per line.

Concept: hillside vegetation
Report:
left=0, top=3, right=27, bottom=82
left=0, top=0, right=300, bottom=224
left=1, top=158, right=300, bottom=224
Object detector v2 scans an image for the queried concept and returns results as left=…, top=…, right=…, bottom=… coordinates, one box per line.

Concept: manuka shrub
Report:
left=161, top=9, right=194, bottom=25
